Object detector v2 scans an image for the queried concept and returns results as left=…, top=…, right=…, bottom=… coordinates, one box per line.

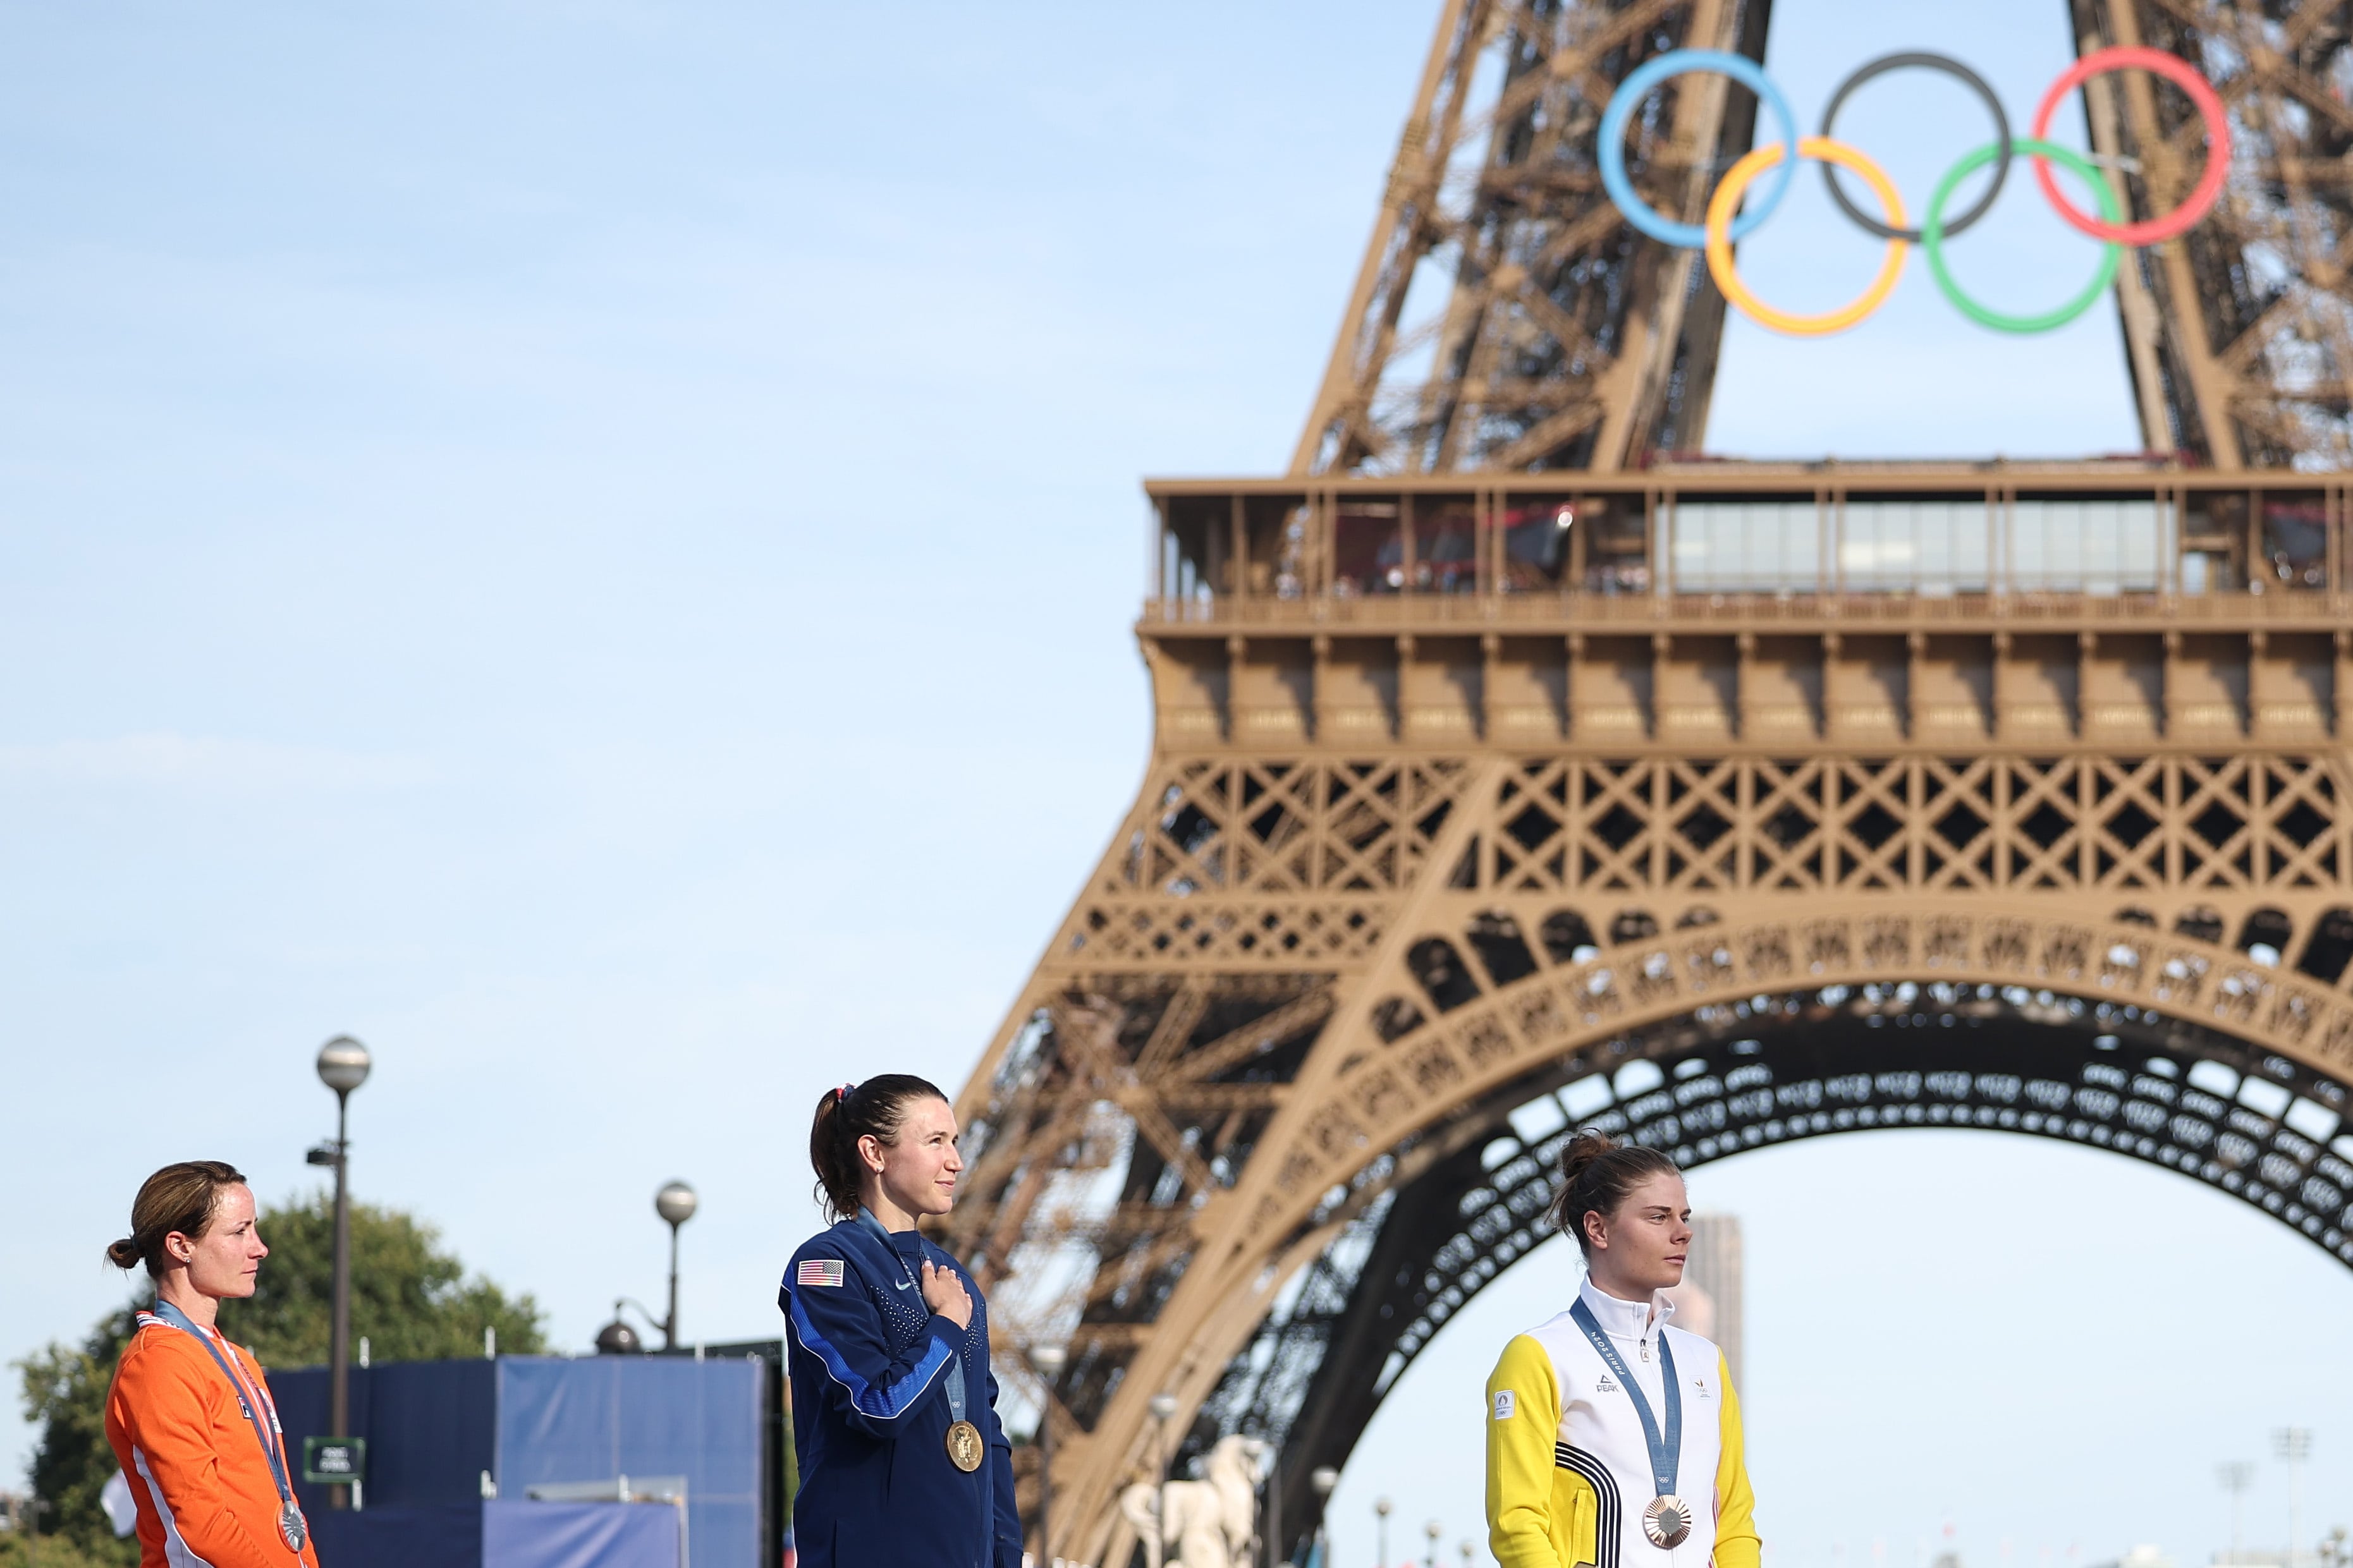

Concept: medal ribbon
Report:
left=140, top=1301, right=304, bottom=1535
left=1568, top=1297, right=1682, bottom=1502
left=855, top=1211, right=968, bottom=1425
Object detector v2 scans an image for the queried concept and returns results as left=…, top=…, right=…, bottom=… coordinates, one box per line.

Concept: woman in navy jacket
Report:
left=780, top=1074, right=1021, bottom=1568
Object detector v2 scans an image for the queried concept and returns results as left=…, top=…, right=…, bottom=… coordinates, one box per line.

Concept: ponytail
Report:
left=1544, top=1130, right=1678, bottom=1255
left=108, top=1160, right=247, bottom=1278
left=810, top=1075, right=950, bottom=1223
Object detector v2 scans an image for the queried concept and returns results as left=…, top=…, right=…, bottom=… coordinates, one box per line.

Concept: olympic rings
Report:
left=1599, top=50, right=1800, bottom=249
left=2029, top=46, right=2230, bottom=245
left=1818, top=52, right=2011, bottom=243
left=1706, top=138, right=1909, bottom=337
left=1598, top=43, right=2230, bottom=336
left=1925, top=138, right=2122, bottom=333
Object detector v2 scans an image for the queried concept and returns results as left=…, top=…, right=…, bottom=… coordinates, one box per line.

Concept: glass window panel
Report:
left=1841, top=502, right=1921, bottom=592
left=2012, top=498, right=2157, bottom=593
left=1670, top=497, right=2160, bottom=595
left=1898, top=499, right=1991, bottom=595
left=1670, top=501, right=1818, bottom=592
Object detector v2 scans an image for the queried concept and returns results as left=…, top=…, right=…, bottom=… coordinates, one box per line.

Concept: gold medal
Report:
left=944, top=1419, right=984, bottom=1473
left=1642, top=1495, right=1692, bottom=1549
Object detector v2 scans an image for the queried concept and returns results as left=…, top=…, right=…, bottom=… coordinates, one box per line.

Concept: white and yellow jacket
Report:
left=1485, top=1280, right=1759, bottom=1568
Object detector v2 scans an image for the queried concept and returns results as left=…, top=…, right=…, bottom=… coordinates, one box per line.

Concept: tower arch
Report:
left=1209, top=954, right=2352, bottom=1538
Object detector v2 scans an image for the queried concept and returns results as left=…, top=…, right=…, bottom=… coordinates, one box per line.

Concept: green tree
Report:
left=13, top=1303, right=140, bottom=1565
left=13, top=1191, right=546, bottom=1555
left=0, top=1526, right=136, bottom=1568
left=217, top=1191, right=547, bottom=1366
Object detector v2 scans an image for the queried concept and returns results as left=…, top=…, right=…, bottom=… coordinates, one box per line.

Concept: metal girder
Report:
left=1291, top=0, right=1769, bottom=476
left=1293, top=0, right=2353, bottom=477
left=936, top=5, right=2353, bottom=1564
left=946, top=737, right=2353, bottom=1566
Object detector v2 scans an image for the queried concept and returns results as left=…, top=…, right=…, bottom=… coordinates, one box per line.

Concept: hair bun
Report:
left=1555, top=1129, right=1621, bottom=1184
left=105, top=1237, right=144, bottom=1270
left=1544, top=1127, right=1678, bottom=1251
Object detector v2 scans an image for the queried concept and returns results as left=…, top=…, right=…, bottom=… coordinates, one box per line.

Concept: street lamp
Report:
left=654, top=1182, right=697, bottom=1350
left=1426, top=1519, right=1443, bottom=1568
left=1027, top=1344, right=1067, bottom=1566
left=2218, top=1461, right=2254, bottom=1564
left=594, top=1303, right=644, bottom=1355
left=1311, top=1466, right=1340, bottom=1568
left=2275, top=1429, right=2313, bottom=1568
left=1376, top=1495, right=1392, bottom=1568
left=309, top=1036, right=370, bottom=1509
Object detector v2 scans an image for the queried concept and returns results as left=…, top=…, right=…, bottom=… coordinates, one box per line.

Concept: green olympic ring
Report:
left=1923, top=138, right=2122, bottom=335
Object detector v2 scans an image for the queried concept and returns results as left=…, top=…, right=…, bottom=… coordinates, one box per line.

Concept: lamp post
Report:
left=312, top=1035, right=370, bottom=1510
left=1310, top=1466, right=1339, bottom=1568
left=1027, top=1344, right=1067, bottom=1566
left=1375, top=1496, right=1392, bottom=1568
left=1151, top=1393, right=1180, bottom=1567
left=2217, top=1461, right=2254, bottom=1564
left=1425, top=1519, right=1442, bottom=1568
left=2274, top=1429, right=2313, bottom=1568
left=654, top=1182, right=697, bottom=1349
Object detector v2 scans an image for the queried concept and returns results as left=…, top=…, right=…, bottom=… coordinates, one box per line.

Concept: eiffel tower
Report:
left=939, top=3, right=2353, bottom=1564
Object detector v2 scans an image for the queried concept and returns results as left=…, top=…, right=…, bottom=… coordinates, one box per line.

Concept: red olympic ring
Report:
left=2029, top=46, right=2230, bottom=246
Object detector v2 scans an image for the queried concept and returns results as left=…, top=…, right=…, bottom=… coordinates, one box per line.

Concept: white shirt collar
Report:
left=1578, top=1275, right=1672, bottom=1339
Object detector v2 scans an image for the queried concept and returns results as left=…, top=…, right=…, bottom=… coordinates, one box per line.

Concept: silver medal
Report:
left=280, top=1502, right=307, bottom=1552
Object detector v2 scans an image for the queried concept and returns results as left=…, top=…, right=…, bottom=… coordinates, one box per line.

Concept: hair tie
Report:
left=837, top=1082, right=855, bottom=1102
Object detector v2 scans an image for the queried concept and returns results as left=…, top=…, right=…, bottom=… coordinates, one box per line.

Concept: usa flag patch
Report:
left=797, top=1259, right=845, bottom=1288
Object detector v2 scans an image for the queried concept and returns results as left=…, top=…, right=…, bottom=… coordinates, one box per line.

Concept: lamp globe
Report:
left=655, top=1181, right=699, bottom=1227
left=316, top=1036, right=372, bottom=1095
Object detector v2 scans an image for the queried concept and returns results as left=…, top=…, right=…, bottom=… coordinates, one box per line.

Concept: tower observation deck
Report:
left=937, top=5, right=2353, bottom=1565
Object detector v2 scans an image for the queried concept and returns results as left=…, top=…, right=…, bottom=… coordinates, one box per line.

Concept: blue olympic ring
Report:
left=1598, top=50, right=1799, bottom=250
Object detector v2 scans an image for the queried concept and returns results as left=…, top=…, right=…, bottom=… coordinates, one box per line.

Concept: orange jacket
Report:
left=104, top=1315, right=321, bottom=1568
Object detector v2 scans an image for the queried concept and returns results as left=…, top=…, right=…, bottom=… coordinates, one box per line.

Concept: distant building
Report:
left=1664, top=1213, right=1744, bottom=1393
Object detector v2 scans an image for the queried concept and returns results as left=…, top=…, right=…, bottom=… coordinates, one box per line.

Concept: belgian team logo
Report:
left=1599, top=46, right=2232, bottom=336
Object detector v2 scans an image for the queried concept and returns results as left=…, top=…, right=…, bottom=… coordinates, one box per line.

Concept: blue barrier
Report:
left=270, top=1356, right=762, bottom=1568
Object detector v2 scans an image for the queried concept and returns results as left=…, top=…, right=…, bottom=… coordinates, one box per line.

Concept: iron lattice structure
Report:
left=1290, top=0, right=2353, bottom=474
left=938, top=5, right=2353, bottom=1565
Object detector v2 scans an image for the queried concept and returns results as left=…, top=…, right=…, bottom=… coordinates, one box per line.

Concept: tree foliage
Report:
left=0, top=1526, right=135, bottom=1568
left=216, top=1191, right=546, bottom=1366
left=12, top=1304, right=140, bottom=1565
left=13, top=1191, right=546, bottom=1554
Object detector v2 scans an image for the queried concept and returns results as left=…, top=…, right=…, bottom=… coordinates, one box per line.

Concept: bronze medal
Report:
left=944, top=1419, right=984, bottom=1473
left=1642, top=1495, right=1692, bottom=1549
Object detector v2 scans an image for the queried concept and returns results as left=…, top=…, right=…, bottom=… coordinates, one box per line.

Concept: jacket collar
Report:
left=850, top=1210, right=932, bottom=1261
left=1577, top=1275, right=1671, bottom=1340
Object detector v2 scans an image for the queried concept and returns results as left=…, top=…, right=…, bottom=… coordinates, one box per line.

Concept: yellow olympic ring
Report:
left=1704, top=137, right=1908, bottom=337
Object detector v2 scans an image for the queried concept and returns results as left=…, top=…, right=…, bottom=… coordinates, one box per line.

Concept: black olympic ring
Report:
left=1817, top=51, right=2012, bottom=245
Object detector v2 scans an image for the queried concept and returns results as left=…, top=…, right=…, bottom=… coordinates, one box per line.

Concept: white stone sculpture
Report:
left=1117, top=1433, right=1268, bottom=1568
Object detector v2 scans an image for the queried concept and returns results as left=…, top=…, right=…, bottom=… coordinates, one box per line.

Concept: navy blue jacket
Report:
left=779, top=1215, right=1020, bottom=1568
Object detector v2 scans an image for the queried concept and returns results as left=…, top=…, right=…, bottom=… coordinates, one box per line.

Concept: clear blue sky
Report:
left=2, top=2, right=2344, bottom=1564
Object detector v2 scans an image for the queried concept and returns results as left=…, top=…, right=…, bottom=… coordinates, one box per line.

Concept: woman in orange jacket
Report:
left=103, top=1160, right=320, bottom=1568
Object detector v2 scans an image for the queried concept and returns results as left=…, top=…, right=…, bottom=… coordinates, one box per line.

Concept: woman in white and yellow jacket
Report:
left=1486, top=1131, right=1759, bottom=1568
